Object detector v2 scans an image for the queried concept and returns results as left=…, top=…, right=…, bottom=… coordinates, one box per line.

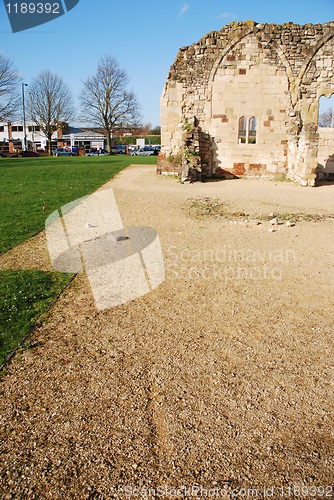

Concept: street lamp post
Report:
left=29, top=92, right=34, bottom=149
left=22, top=83, right=28, bottom=151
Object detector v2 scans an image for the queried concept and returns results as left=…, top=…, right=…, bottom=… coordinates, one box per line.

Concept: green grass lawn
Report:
left=0, top=155, right=158, bottom=367
left=0, top=270, right=73, bottom=366
left=0, top=155, right=157, bottom=254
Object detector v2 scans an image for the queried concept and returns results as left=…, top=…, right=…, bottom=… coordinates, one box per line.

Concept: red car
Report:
left=21, top=150, right=40, bottom=157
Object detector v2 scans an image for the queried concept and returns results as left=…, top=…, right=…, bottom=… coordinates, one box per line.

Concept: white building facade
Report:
left=0, top=122, right=109, bottom=155
left=0, top=121, right=57, bottom=153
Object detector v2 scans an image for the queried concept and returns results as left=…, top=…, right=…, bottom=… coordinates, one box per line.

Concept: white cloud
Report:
left=179, top=3, right=190, bottom=16
left=219, top=12, right=238, bottom=20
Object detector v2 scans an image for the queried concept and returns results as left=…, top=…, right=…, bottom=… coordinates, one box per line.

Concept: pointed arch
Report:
left=298, top=29, right=334, bottom=91
left=208, top=27, right=296, bottom=116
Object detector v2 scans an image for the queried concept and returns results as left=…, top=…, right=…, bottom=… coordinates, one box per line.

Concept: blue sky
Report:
left=0, top=0, right=333, bottom=127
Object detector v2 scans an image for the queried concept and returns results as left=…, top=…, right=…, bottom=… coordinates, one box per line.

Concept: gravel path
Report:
left=1, top=166, right=333, bottom=499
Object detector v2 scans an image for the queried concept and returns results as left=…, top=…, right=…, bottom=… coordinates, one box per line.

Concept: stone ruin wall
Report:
left=158, top=21, right=334, bottom=186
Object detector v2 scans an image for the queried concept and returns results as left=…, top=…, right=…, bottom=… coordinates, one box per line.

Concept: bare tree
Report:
left=318, top=108, right=334, bottom=128
left=0, top=53, right=20, bottom=122
left=80, top=55, right=140, bottom=153
left=29, top=70, right=74, bottom=155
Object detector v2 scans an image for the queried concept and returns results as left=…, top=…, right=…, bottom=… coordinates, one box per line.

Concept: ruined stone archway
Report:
left=159, top=21, right=334, bottom=186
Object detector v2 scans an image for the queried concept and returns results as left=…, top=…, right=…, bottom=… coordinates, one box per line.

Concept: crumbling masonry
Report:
left=158, top=21, right=334, bottom=186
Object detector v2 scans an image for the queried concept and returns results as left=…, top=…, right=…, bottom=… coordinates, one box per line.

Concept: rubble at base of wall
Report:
left=156, top=152, right=182, bottom=176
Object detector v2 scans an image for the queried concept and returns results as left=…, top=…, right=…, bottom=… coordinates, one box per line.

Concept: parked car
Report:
left=21, top=150, right=39, bottom=157
left=53, top=148, right=75, bottom=157
left=131, top=146, right=156, bottom=156
left=110, top=146, right=120, bottom=154
left=85, top=148, right=109, bottom=156
left=115, top=144, right=126, bottom=154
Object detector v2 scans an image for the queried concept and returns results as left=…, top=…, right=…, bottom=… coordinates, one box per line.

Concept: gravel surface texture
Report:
left=0, top=166, right=333, bottom=499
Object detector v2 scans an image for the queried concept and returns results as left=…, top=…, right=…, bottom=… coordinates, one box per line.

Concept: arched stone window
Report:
left=248, top=117, right=257, bottom=144
left=318, top=94, right=334, bottom=128
left=238, top=116, right=247, bottom=143
left=238, top=116, right=257, bottom=144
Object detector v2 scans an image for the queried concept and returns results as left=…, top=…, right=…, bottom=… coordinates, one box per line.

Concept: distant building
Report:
left=0, top=122, right=111, bottom=154
left=59, top=127, right=107, bottom=153
left=0, top=121, right=57, bottom=153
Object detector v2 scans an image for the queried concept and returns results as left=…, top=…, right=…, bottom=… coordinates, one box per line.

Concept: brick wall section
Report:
left=156, top=152, right=165, bottom=174
left=232, top=163, right=246, bottom=176
left=248, top=164, right=267, bottom=176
